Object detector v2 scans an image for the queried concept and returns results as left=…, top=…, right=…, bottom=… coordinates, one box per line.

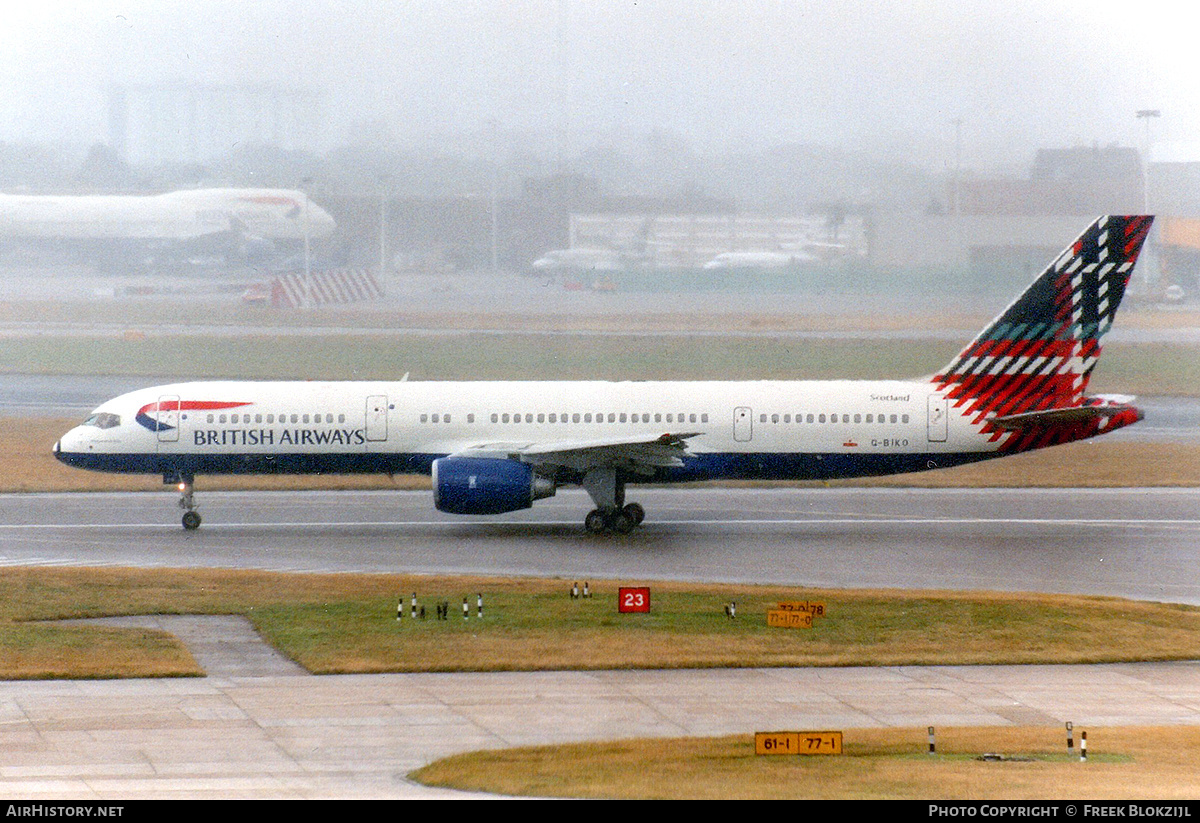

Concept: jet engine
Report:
left=432, top=457, right=556, bottom=515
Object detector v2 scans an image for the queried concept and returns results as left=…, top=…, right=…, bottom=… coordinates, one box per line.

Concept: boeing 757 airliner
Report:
left=55, top=215, right=1153, bottom=532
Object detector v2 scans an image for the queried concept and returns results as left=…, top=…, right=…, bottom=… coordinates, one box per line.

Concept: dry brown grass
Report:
left=7, top=568, right=1200, bottom=679
left=412, top=725, right=1200, bottom=799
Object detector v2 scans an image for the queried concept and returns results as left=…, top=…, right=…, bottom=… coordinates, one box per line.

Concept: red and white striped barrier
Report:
left=267, top=268, right=385, bottom=308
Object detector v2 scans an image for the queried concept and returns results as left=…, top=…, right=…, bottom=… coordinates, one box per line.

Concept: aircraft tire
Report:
left=623, top=502, right=645, bottom=526
left=609, top=510, right=636, bottom=535
left=584, top=509, right=609, bottom=534
left=182, top=511, right=202, bottom=530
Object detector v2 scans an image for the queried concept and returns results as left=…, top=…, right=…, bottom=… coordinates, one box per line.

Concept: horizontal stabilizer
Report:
left=990, top=403, right=1141, bottom=431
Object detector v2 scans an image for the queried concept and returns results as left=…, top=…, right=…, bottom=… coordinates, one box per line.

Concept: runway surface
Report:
left=4, top=486, right=1200, bottom=604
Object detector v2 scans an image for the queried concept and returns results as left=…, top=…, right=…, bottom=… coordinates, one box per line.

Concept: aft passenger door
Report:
left=927, top=394, right=948, bottom=443
left=366, top=395, right=389, bottom=442
left=733, top=406, right=753, bottom=442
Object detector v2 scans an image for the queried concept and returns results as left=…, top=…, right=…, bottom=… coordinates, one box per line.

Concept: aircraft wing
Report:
left=447, top=431, right=703, bottom=475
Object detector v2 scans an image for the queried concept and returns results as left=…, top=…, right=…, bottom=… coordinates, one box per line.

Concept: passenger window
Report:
left=207, top=414, right=214, bottom=424
left=902, top=414, right=910, bottom=424
left=854, top=414, right=861, bottom=423
left=420, top=414, right=428, bottom=423
left=654, top=413, right=662, bottom=423
left=219, top=414, right=227, bottom=424
left=468, top=414, right=475, bottom=423
left=491, top=413, right=498, bottom=423
left=502, top=413, right=510, bottom=423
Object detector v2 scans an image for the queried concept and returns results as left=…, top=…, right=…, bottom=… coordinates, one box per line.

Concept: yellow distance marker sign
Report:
left=777, top=600, right=826, bottom=617
left=755, top=731, right=843, bottom=756
left=767, top=609, right=812, bottom=628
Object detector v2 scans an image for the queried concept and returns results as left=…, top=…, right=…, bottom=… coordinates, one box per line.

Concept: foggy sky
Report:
left=1, top=0, right=1196, bottom=171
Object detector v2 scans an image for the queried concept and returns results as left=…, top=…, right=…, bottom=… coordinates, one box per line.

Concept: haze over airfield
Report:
left=0, top=0, right=1196, bottom=171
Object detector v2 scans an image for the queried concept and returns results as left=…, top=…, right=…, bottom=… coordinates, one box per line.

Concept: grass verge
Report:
left=411, top=726, right=1200, bottom=799
left=5, top=568, right=1200, bottom=679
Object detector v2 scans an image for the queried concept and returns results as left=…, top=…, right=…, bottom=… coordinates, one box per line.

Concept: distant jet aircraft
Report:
left=530, top=247, right=626, bottom=274
left=56, top=216, right=1152, bottom=533
left=702, top=250, right=816, bottom=270
left=0, top=188, right=336, bottom=269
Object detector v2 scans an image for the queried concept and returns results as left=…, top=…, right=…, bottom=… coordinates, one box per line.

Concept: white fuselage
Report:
left=0, top=188, right=336, bottom=243
left=55, top=378, right=989, bottom=483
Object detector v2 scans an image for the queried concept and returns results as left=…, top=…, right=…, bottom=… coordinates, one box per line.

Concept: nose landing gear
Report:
left=170, top=473, right=201, bottom=530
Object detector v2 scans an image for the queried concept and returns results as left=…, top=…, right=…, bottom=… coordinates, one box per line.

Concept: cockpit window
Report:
left=82, top=412, right=121, bottom=429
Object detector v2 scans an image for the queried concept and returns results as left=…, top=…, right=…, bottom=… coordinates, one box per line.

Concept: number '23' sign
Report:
left=618, top=587, right=651, bottom=613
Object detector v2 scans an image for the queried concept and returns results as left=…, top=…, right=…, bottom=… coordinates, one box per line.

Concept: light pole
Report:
left=379, top=173, right=389, bottom=277
left=951, top=117, right=962, bottom=217
left=1136, top=109, right=1160, bottom=215
left=1135, top=110, right=1161, bottom=292
left=301, top=176, right=313, bottom=311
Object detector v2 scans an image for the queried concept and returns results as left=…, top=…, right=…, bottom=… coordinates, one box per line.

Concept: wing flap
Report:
left=448, top=431, right=702, bottom=474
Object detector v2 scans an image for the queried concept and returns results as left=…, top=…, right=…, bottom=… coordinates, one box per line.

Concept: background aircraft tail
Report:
left=932, top=215, right=1153, bottom=449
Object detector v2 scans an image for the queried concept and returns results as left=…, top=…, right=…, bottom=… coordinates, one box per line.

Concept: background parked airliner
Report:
left=0, top=188, right=336, bottom=268
left=55, top=215, right=1152, bottom=532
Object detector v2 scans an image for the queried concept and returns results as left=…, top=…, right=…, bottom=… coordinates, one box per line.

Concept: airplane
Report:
left=530, top=247, right=627, bottom=274
left=55, top=215, right=1152, bottom=533
left=702, top=250, right=817, bottom=270
left=0, top=188, right=337, bottom=269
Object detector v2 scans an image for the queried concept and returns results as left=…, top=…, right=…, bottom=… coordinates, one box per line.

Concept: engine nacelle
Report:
left=432, top=457, right=556, bottom=515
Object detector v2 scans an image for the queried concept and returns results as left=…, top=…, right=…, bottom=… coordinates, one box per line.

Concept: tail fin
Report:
left=932, top=215, right=1153, bottom=441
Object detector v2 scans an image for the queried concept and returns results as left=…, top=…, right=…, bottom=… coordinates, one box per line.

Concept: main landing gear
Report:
left=171, top=473, right=202, bottom=530
left=581, top=468, right=645, bottom=534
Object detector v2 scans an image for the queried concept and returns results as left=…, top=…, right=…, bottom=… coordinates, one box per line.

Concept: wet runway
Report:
left=4, top=486, right=1200, bottom=605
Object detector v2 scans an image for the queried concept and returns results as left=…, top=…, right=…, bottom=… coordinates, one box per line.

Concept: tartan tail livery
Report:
left=932, top=214, right=1153, bottom=455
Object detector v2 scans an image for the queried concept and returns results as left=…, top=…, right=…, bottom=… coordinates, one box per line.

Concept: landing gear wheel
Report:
left=609, top=509, right=636, bottom=534
left=181, top=510, right=202, bottom=530
left=623, top=502, right=645, bottom=526
left=585, top=509, right=609, bottom=534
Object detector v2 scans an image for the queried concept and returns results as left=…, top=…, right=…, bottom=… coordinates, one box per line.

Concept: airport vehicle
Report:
left=0, top=188, right=336, bottom=268
left=55, top=215, right=1152, bottom=532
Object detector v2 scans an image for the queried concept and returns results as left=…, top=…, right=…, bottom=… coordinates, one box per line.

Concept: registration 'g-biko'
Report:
left=56, top=216, right=1153, bottom=532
